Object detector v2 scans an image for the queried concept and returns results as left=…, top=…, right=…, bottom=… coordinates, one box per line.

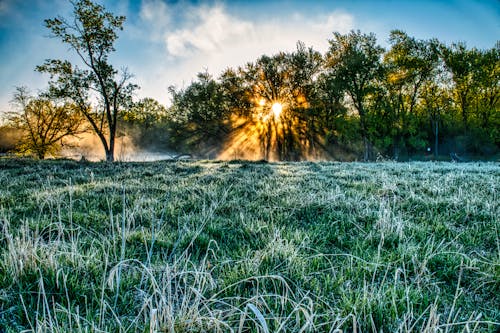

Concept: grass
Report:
left=0, top=158, right=498, bottom=332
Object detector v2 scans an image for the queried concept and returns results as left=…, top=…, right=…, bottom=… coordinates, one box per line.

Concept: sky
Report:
left=0, top=0, right=499, bottom=114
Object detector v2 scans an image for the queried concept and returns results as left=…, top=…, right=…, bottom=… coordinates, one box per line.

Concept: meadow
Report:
left=0, top=158, right=498, bottom=332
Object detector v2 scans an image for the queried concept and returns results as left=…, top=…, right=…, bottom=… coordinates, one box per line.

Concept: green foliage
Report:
left=324, top=30, right=385, bottom=161
left=168, top=71, right=230, bottom=153
left=120, top=97, right=171, bottom=148
left=381, top=31, right=441, bottom=159
left=165, top=31, right=498, bottom=161
left=19, top=4, right=499, bottom=161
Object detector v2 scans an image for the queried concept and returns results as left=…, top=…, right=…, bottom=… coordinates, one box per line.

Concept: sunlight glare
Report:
left=272, top=102, right=282, bottom=118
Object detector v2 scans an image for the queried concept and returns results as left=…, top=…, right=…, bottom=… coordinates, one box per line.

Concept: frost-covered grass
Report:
left=0, top=158, right=498, bottom=332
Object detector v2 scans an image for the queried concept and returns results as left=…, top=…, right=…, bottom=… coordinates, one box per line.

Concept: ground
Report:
left=0, top=158, right=498, bottom=332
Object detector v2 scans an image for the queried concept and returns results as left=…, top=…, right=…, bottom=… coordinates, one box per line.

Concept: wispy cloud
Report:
left=132, top=2, right=354, bottom=98
left=166, top=5, right=254, bottom=57
left=161, top=4, right=354, bottom=59
left=139, top=0, right=171, bottom=40
left=0, top=1, right=355, bottom=111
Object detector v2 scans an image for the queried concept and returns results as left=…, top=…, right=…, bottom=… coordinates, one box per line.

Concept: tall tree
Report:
left=37, top=0, right=137, bottom=162
left=440, top=43, right=480, bottom=131
left=420, top=81, right=452, bottom=158
left=383, top=30, right=440, bottom=159
left=8, top=87, right=84, bottom=159
left=325, top=30, right=385, bottom=161
left=168, top=71, right=229, bottom=153
left=241, top=44, right=323, bottom=160
left=474, top=46, right=500, bottom=133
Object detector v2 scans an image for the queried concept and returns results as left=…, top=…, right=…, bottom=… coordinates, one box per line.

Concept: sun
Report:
left=271, top=102, right=283, bottom=118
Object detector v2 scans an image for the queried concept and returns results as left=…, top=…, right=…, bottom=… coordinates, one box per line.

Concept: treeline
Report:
left=161, top=31, right=499, bottom=161
left=1, top=0, right=498, bottom=162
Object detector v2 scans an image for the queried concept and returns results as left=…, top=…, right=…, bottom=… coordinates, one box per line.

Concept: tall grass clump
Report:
left=0, top=158, right=498, bottom=332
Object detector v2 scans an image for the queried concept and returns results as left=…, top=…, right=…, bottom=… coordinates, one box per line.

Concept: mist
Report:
left=60, top=133, right=179, bottom=162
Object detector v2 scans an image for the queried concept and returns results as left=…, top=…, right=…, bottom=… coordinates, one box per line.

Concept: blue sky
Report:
left=0, top=0, right=498, bottom=114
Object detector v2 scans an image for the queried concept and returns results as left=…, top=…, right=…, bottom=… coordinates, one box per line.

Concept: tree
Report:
left=325, top=30, right=385, bottom=161
left=8, top=87, right=84, bottom=159
left=440, top=43, right=480, bottom=131
left=238, top=43, right=323, bottom=160
left=122, top=97, right=168, bottom=128
left=168, top=71, right=229, bottom=153
left=383, top=30, right=440, bottom=159
left=37, top=0, right=137, bottom=162
left=474, top=46, right=500, bottom=138
left=121, top=98, right=169, bottom=148
left=420, top=81, right=452, bottom=158
left=246, top=52, right=297, bottom=160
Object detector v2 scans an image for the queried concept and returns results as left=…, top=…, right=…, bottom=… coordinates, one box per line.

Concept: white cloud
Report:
left=164, top=5, right=353, bottom=59
left=113, top=2, right=356, bottom=106
left=166, top=5, right=254, bottom=57
left=140, top=0, right=171, bottom=27
left=316, top=12, right=354, bottom=34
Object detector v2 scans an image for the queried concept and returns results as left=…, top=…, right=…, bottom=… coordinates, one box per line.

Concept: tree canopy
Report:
left=167, top=31, right=499, bottom=161
left=3, top=0, right=497, bottom=162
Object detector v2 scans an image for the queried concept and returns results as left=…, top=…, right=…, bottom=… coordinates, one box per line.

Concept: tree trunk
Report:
left=363, top=135, right=371, bottom=161
left=94, top=132, right=113, bottom=162
left=105, top=137, right=114, bottom=162
left=434, top=119, right=439, bottom=158
left=461, top=101, right=468, bottom=131
left=105, top=149, right=114, bottom=162
left=358, top=103, right=371, bottom=162
left=106, top=127, right=116, bottom=162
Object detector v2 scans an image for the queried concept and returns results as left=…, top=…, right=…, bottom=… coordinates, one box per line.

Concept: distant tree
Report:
left=219, top=68, right=254, bottom=118
left=168, top=71, right=229, bottom=152
left=122, top=98, right=168, bottom=128
left=8, top=87, right=84, bottom=159
left=238, top=43, right=323, bottom=160
left=383, top=30, right=440, bottom=158
left=325, top=30, right=385, bottom=160
left=246, top=52, right=297, bottom=160
left=474, top=46, right=500, bottom=141
left=121, top=97, right=170, bottom=148
left=440, top=43, right=480, bottom=131
left=36, top=0, right=137, bottom=162
left=314, top=72, right=346, bottom=124
left=420, top=81, right=452, bottom=158
left=287, top=42, right=324, bottom=156
left=313, top=71, right=349, bottom=144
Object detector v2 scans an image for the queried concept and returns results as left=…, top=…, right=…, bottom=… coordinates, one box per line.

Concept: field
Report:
left=0, top=158, right=498, bottom=332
